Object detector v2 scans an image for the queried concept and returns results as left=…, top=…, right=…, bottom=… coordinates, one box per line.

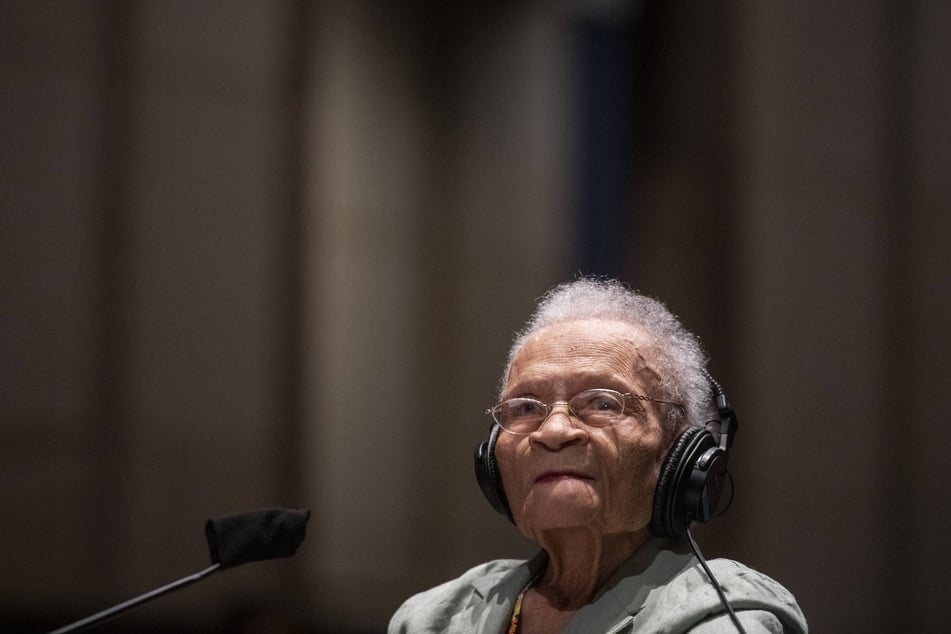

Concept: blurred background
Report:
left=2, top=1, right=949, bottom=632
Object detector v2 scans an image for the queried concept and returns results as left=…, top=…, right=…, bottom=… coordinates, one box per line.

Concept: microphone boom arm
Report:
left=46, top=507, right=309, bottom=633
left=48, top=563, right=221, bottom=634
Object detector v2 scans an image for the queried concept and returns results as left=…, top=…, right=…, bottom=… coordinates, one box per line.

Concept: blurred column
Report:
left=1, top=1, right=302, bottom=629
left=734, top=2, right=900, bottom=630
left=299, top=2, right=430, bottom=628
left=298, top=1, right=576, bottom=629
left=894, top=0, right=951, bottom=628
left=0, top=1, right=108, bottom=612
left=106, top=0, right=297, bottom=622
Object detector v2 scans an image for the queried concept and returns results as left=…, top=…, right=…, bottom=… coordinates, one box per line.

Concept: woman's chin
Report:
left=516, top=497, right=601, bottom=534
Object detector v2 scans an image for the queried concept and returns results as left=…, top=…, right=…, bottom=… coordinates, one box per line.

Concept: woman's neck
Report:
left=531, top=528, right=650, bottom=609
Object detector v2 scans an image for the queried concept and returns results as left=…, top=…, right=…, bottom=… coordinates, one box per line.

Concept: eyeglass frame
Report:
left=485, top=387, right=685, bottom=436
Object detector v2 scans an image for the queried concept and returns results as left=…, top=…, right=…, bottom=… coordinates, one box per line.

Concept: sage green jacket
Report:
left=388, top=538, right=806, bottom=633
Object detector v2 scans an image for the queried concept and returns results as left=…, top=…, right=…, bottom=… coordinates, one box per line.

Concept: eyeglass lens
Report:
left=493, top=389, right=627, bottom=433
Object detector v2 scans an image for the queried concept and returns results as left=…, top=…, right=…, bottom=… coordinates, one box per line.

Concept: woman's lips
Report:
left=535, top=470, right=591, bottom=483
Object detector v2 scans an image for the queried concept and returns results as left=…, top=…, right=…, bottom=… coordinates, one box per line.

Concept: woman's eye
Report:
left=595, top=398, right=621, bottom=412
left=517, top=402, right=537, bottom=415
left=508, top=400, right=542, bottom=418
left=576, top=393, right=623, bottom=415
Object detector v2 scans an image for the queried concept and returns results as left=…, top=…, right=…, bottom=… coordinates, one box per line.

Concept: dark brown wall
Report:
left=2, top=2, right=949, bottom=632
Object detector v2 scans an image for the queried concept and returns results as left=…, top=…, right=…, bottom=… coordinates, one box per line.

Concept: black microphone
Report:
left=205, top=507, right=311, bottom=568
left=48, top=507, right=311, bottom=634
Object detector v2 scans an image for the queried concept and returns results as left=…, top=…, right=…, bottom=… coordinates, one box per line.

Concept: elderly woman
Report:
left=389, top=278, right=807, bottom=633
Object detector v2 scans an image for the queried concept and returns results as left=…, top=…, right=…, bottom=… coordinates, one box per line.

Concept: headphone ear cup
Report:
left=473, top=424, right=514, bottom=522
left=651, top=428, right=699, bottom=537
left=651, top=427, right=724, bottom=538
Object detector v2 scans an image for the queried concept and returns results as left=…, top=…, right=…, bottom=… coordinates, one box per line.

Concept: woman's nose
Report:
left=530, top=403, right=587, bottom=448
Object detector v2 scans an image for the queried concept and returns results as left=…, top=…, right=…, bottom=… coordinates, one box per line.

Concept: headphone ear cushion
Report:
left=651, top=427, right=707, bottom=538
left=474, top=424, right=514, bottom=522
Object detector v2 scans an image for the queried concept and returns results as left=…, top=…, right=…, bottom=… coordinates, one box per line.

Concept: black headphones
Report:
left=473, top=370, right=739, bottom=538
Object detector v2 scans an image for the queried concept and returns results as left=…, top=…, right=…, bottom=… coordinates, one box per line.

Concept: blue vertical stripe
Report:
left=574, top=16, right=637, bottom=277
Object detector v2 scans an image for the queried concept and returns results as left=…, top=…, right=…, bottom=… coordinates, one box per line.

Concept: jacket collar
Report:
left=451, top=538, right=693, bottom=633
left=453, top=549, right=548, bottom=633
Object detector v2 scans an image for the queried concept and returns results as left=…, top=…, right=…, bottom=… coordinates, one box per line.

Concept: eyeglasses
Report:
left=485, top=388, right=684, bottom=435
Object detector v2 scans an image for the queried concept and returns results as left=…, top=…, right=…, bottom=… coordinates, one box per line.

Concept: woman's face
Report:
left=494, top=318, right=667, bottom=541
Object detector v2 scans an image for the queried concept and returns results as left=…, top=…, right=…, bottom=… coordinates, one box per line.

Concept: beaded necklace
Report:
left=507, top=584, right=530, bottom=634
left=508, top=571, right=542, bottom=634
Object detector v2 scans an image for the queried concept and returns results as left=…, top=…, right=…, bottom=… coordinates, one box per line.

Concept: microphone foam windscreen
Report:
left=205, top=508, right=311, bottom=569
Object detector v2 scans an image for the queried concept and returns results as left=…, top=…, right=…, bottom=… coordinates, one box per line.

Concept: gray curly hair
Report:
left=499, top=277, right=715, bottom=433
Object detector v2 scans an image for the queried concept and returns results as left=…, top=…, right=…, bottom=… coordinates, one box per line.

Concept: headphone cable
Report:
left=685, top=527, right=748, bottom=634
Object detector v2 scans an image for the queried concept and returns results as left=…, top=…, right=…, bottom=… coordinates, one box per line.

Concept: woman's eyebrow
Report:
left=502, top=379, right=553, bottom=398
left=506, top=373, right=634, bottom=398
